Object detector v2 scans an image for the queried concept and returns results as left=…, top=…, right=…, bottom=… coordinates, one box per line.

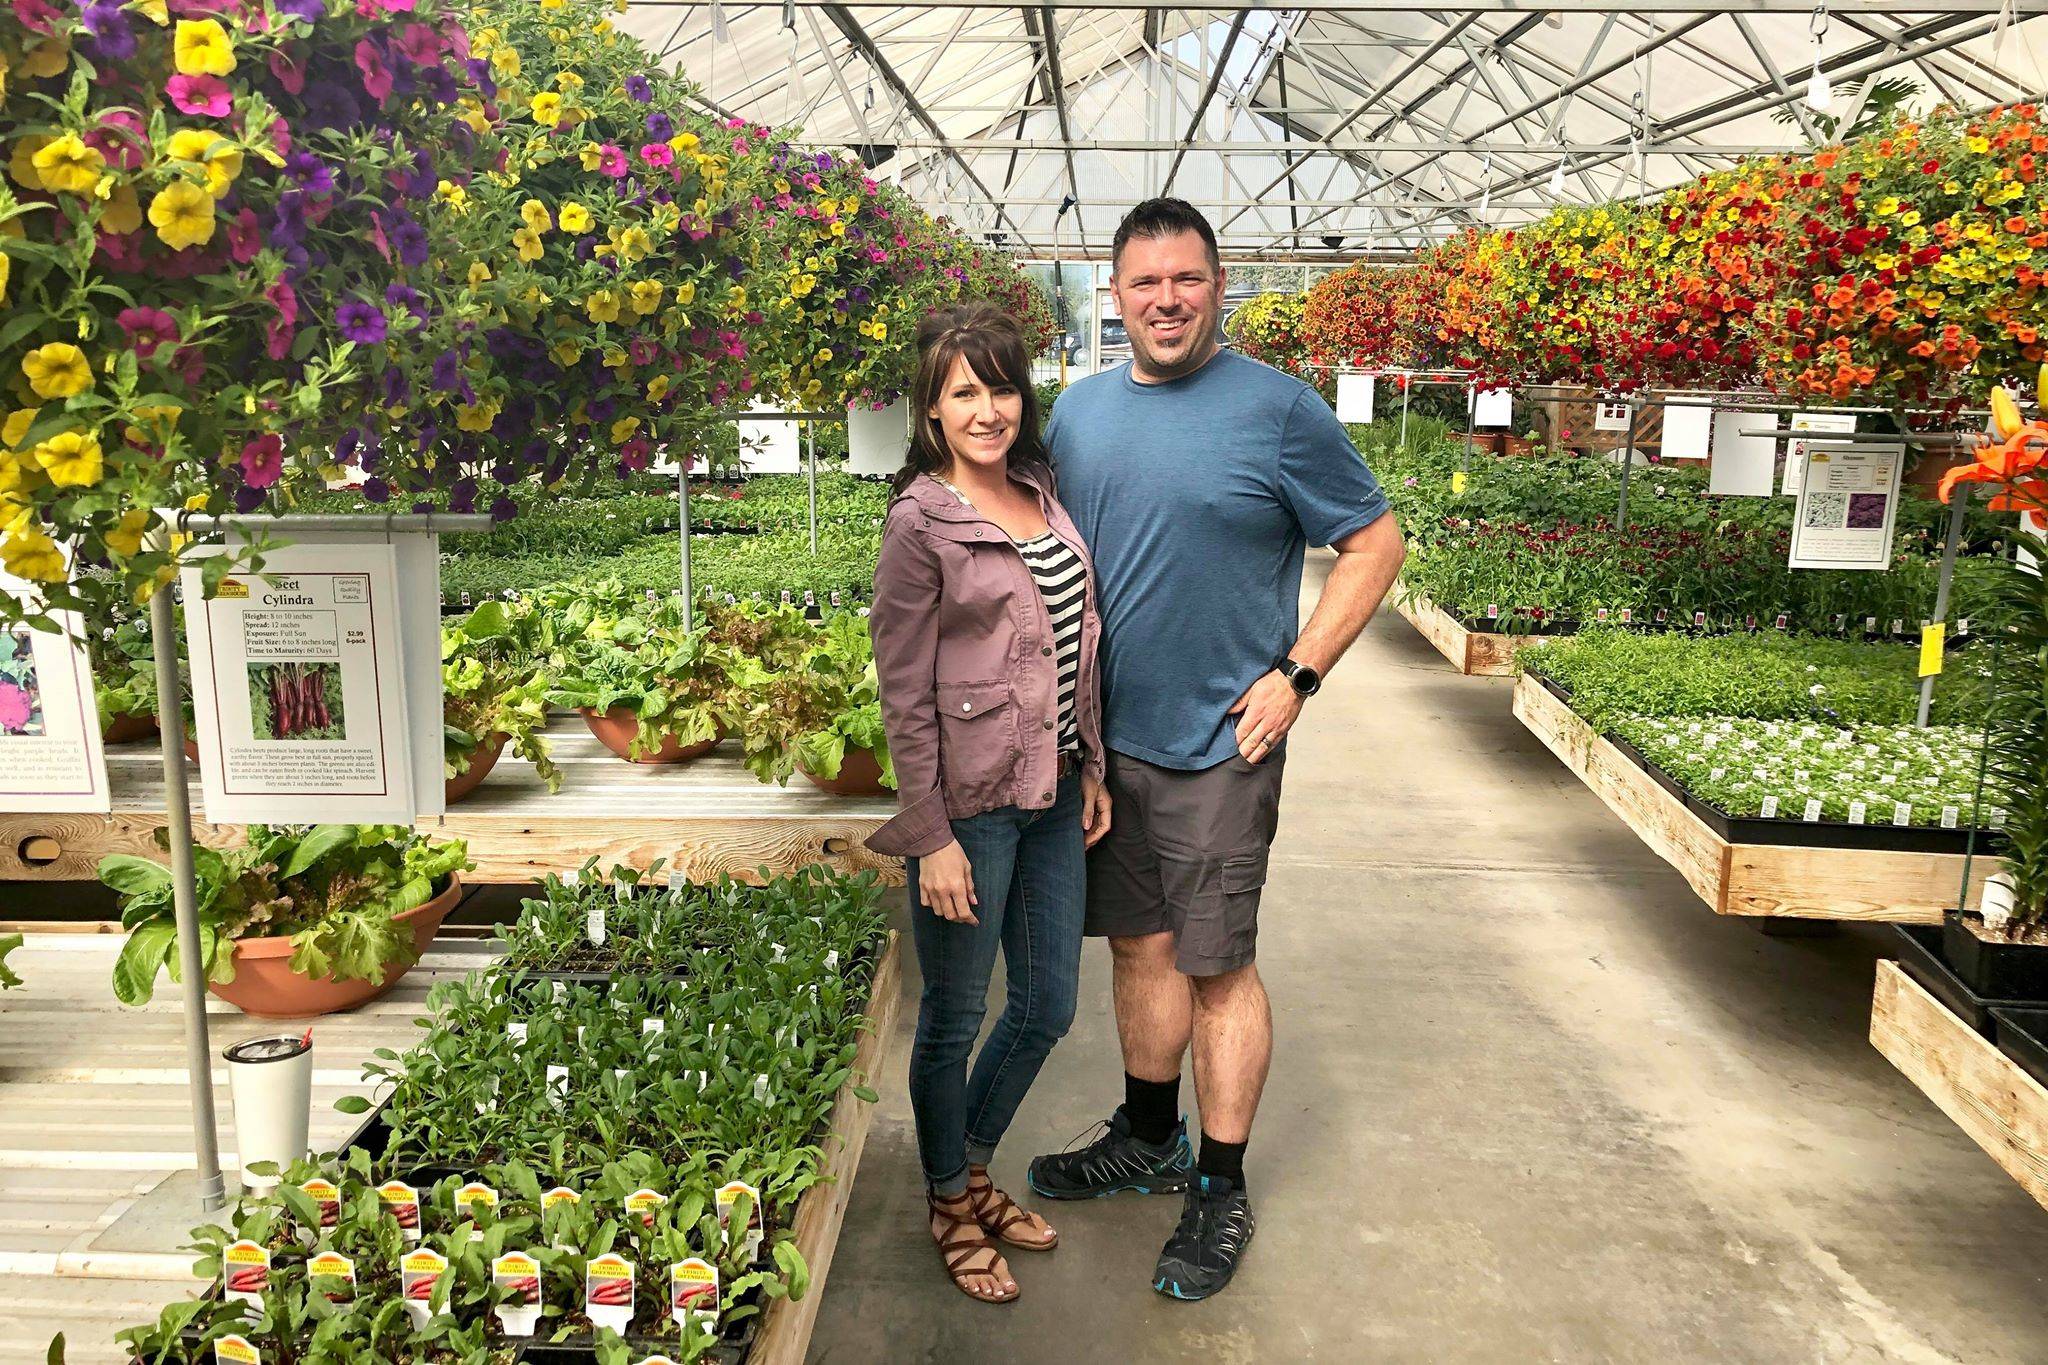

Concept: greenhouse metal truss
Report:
left=620, top=3, right=2048, bottom=260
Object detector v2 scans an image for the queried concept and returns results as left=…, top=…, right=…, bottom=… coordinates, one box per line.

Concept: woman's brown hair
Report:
left=891, top=302, right=1050, bottom=499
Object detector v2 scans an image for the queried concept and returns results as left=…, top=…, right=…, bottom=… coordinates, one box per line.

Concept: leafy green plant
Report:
left=442, top=601, right=560, bottom=790
left=101, top=826, right=472, bottom=1006
left=732, top=613, right=895, bottom=789
left=547, top=611, right=730, bottom=761
left=0, top=933, right=21, bottom=990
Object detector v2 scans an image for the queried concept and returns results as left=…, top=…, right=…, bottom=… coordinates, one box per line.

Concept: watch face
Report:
left=1291, top=666, right=1320, bottom=695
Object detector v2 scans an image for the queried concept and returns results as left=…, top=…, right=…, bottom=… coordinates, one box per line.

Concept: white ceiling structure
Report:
left=617, top=2, right=2048, bottom=260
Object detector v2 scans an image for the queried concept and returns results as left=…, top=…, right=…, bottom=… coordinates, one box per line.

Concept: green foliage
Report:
left=101, top=826, right=472, bottom=1006
left=442, top=600, right=559, bottom=789
left=0, top=932, right=21, bottom=990
left=1966, top=554, right=2048, bottom=923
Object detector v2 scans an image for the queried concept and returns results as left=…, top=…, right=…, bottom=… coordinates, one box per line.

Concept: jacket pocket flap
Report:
left=936, top=680, right=1013, bottom=719
left=920, top=517, right=995, bottom=545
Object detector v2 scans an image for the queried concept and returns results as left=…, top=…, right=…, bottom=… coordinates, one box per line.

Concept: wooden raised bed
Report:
left=0, top=720, right=903, bottom=887
left=1513, top=672, right=1984, bottom=923
left=752, top=928, right=902, bottom=1363
left=1871, top=959, right=2048, bottom=1213
left=1390, top=582, right=1549, bottom=677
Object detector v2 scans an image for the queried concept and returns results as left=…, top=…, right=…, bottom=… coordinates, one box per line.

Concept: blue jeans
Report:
left=906, top=772, right=1085, bottom=1196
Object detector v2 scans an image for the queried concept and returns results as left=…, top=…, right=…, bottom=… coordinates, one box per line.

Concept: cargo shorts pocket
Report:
left=1166, top=844, right=1268, bottom=972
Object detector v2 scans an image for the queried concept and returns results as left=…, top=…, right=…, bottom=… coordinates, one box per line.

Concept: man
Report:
left=1027, top=199, right=1404, bottom=1300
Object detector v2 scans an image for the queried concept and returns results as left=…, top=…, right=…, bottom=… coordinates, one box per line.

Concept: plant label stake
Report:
left=300, top=1176, right=341, bottom=1230
left=378, top=1181, right=421, bottom=1241
left=1894, top=801, right=1913, bottom=826
left=585, top=1252, right=636, bottom=1335
left=671, top=1257, right=720, bottom=1330
left=457, top=1181, right=498, bottom=1241
left=588, top=900, right=608, bottom=948
left=626, top=1187, right=666, bottom=1229
left=214, top=1333, right=261, bottom=1365
left=308, top=1250, right=355, bottom=1303
left=547, top=1065, right=570, bottom=1110
left=401, top=1247, right=449, bottom=1329
left=223, top=1239, right=269, bottom=1313
left=716, top=1180, right=764, bottom=1263
left=493, top=1250, right=543, bottom=1336
left=543, top=1186, right=581, bottom=1250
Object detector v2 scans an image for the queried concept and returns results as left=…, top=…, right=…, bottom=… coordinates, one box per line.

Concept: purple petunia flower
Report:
left=390, top=218, right=428, bottom=266
left=626, top=74, right=652, bottom=103
left=382, top=368, right=411, bottom=406
left=645, top=112, right=673, bottom=141
left=337, top=428, right=360, bottom=464
left=286, top=150, right=336, bottom=193
left=385, top=283, right=426, bottom=322
left=430, top=352, right=462, bottom=392
left=490, top=495, right=517, bottom=523
left=587, top=396, right=616, bottom=424
left=363, top=478, right=390, bottom=504
left=336, top=299, right=388, bottom=345
left=450, top=477, right=478, bottom=515
left=276, top=0, right=323, bottom=23
left=80, top=0, right=134, bottom=59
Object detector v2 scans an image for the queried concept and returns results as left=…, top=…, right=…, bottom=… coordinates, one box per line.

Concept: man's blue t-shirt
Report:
left=1046, top=348, right=1388, bottom=771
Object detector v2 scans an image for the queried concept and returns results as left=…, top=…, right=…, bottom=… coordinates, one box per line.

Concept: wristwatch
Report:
left=1274, top=656, right=1321, bottom=698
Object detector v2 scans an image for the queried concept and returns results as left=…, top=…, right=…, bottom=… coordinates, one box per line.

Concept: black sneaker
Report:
left=1152, top=1174, right=1255, bottom=1301
left=1026, top=1107, right=1194, bottom=1200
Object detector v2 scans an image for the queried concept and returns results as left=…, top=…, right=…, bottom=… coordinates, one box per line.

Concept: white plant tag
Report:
left=1941, top=806, right=1960, bottom=829
left=584, top=1252, right=635, bottom=1335
left=308, top=1250, right=356, bottom=1303
left=378, top=1181, right=421, bottom=1241
left=1709, top=767, right=1725, bottom=781
left=753, top=1074, right=771, bottom=1103
left=492, top=1251, right=543, bottom=1337
left=562, top=868, right=581, bottom=887
left=716, top=1180, right=765, bottom=1262
left=456, top=1182, right=498, bottom=1243
left=215, top=1335, right=261, bottom=1365
left=1760, top=796, right=1780, bottom=818
left=547, top=1065, right=569, bottom=1109
left=401, top=1247, right=449, bottom=1329
left=626, top=1187, right=666, bottom=1228
left=223, top=1239, right=269, bottom=1312
left=507, top=1022, right=528, bottom=1044
left=1802, top=798, right=1822, bottom=822
left=587, top=903, right=607, bottom=947
left=1893, top=801, right=1913, bottom=825
left=1848, top=801, right=1867, bottom=825
left=642, top=1017, right=665, bottom=1036
left=300, top=1177, right=341, bottom=1230
left=671, top=1257, right=720, bottom=1328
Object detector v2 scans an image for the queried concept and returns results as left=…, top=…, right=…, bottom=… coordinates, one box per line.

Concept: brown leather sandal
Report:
left=929, top=1195, right=1019, bottom=1303
left=966, top=1171, right=1059, bottom=1251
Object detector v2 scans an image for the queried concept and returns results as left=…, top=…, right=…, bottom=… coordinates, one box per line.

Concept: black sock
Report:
left=1199, top=1133, right=1247, bottom=1191
left=1122, top=1073, right=1180, bottom=1145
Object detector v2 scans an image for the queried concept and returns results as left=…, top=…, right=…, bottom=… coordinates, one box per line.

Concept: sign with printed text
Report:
left=223, top=1239, right=269, bottom=1308
left=307, top=1250, right=355, bottom=1302
left=493, top=1250, right=543, bottom=1336
left=734, top=402, right=801, bottom=475
left=0, top=562, right=110, bottom=814
left=300, top=1177, right=341, bottom=1228
left=1788, top=441, right=1905, bottom=571
left=1593, top=398, right=1631, bottom=433
left=584, top=1252, right=635, bottom=1333
left=1335, top=373, right=1375, bottom=424
left=1780, top=411, right=1859, bottom=495
left=671, top=1257, right=720, bottom=1326
left=1661, top=402, right=1713, bottom=460
left=1469, top=387, right=1513, bottom=429
left=378, top=1181, right=421, bottom=1239
left=716, top=1180, right=764, bottom=1262
left=215, top=1334, right=261, bottom=1365
left=182, top=542, right=415, bottom=822
left=401, top=1247, right=449, bottom=1325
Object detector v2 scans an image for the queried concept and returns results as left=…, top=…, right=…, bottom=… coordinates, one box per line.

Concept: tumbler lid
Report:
left=224, top=1034, right=311, bottom=1064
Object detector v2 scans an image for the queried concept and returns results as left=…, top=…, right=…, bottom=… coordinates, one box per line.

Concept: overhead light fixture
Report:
left=1321, top=234, right=1344, bottom=251
left=852, top=143, right=896, bottom=168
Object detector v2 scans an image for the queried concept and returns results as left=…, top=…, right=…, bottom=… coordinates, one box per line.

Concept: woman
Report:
left=866, top=303, right=1111, bottom=1304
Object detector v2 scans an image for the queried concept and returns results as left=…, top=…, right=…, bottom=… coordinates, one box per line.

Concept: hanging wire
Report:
left=1806, top=5, right=1833, bottom=112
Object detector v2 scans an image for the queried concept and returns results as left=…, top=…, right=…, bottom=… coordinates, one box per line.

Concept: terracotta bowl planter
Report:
left=183, top=736, right=198, bottom=764
left=207, top=874, right=463, bottom=1019
left=102, top=712, right=159, bottom=745
left=444, top=732, right=508, bottom=805
left=579, top=707, right=717, bottom=764
left=1501, top=435, right=1535, bottom=458
left=800, top=746, right=891, bottom=797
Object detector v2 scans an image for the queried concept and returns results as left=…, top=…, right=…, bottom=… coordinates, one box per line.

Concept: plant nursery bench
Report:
left=1391, top=582, right=1552, bottom=677
left=0, top=720, right=905, bottom=888
left=1513, top=673, right=1987, bottom=924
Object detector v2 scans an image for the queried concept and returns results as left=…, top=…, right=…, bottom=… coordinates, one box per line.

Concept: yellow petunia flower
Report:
left=615, top=226, right=652, bottom=261
left=3, top=407, right=39, bottom=452
left=530, top=92, right=563, bottom=127
left=173, top=19, right=235, bottom=77
left=20, top=34, right=69, bottom=79
left=520, top=199, right=552, bottom=233
left=584, top=289, right=620, bottom=324
left=609, top=416, right=640, bottom=444
left=455, top=399, right=500, bottom=432
left=491, top=46, right=520, bottom=76
left=558, top=201, right=592, bottom=233
left=628, top=280, right=663, bottom=315
left=103, top=509, right=150, bottom=559
left=552, top=340, right=581, bottom=366
left=674, top=281, right=696, bottom=306
left=164, top=128, right=242, bottom=198
left=646, top=375, right=670, bottom=402
left=34, top=429, right=102, bottom=487
left=22, top=344, right=90, bottom=400
left=437, top=179, right=468, bottom=211
left=513, top=227, right=544, bottom=262
left=9, top=135, right=50, bottom=191
left=468, top=260, right=492, bottom=288
left=1, top=527, right=64, bottom=583
left=136, top=0, right=169, bottom=23
left=148, top=179, right=215, bottom=249
left=31, top=134, right=104, bottom=196
left=579, top=143, right=604, bottom=172
left=99, top=181, right=142, bottom=235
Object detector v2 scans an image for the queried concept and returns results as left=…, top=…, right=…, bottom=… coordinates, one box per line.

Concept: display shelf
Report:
left=750, top=929, right=901, bottom=1365
left=1, top=720, right=904, bottom=887
left=1871, top=959, right=2048, bottom=1214
left=1513, top=672, right=1984, bottom=923
left=1390, top=582, right=1549, bottom=677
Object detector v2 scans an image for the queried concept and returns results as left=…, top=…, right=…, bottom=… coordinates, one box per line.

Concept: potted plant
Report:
left=549, top=628, right=728, bottom=764
left=1931, top=383, right=2048, bottom=1003
left=735, top=615, right=896, bottom=797
left=1501, top=429, right=1539, bottom=458
left=101, top=825, right=471, bottom=1018
left=87, top=614, right=161, bottom=744
left=442, top=601, right=560, bottom=803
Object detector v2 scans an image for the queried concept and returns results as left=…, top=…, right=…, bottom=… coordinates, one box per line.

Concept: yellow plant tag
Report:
left=1451, top=470, right=1468, bottom=495
left=1919, top=622, right=1945, bottom=677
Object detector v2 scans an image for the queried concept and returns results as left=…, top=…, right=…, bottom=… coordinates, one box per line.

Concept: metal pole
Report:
left=1398, top=373, right=1410, bottom=452
left=1616, top=396, right=1641, bottom=532
left=806, top=423, right=819, bottom=557
left=150, top=580, right=225, bottom=1213
left=1462, top=378, right=1475, bottom=475
left=678, top=453, right=694, bottom=633
left=1917, top=486, right=1971, bottom=728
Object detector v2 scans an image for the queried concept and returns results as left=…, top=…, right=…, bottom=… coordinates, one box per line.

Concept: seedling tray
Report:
left=1989, top=1007, right=2048, bottom=1092
left=1890, top=925, right=2048, bottom=1038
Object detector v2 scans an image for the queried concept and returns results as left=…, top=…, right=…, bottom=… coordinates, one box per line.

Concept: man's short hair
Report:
left=1111, top=198, right=1220, bottom=276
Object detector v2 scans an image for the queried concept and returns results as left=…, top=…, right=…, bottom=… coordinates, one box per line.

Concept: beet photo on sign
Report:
left=245, top=659, right=347, bottom=741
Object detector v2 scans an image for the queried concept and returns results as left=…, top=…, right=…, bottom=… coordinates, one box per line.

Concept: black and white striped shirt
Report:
left=1015, top=530, right=1084, bottom=751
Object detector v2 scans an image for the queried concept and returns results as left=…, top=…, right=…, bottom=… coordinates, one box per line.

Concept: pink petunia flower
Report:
left=227, top=208, right=261, bottom=263
left=168, top=73, right=231, bottom=117
left=354, top=39, right=393, bottom=101
left=10, top=0, right=56, bottom=32
left=597, top=143, right=628, bottom=177
left=117, top=306, right=179, bottom=358
left=638, top=142, right=673, bottom=170
left=269, top=49, right=306, bottom=95
left=396, top=22, right=442, bottom=65
left=86, top=111, right=147, bottom=171
left=239, top=434, right=285, bottom=489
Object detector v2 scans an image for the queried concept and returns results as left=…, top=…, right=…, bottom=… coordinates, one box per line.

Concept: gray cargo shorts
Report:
left=1084, top=745, right=1285, bottom=976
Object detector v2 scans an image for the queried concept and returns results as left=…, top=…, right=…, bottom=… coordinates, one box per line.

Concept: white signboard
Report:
left=1661, top=402, right=1714, bottom=461
left=1594, top=398, right=1631, bottom=433
left=183, top=543, right=415, bottom=823
left=1708, top=409, right=1777, bottom=497
left=735, top=403, right=801, bottom=475
left=1779, top=411, right=1859, bottom=495
left=846, top=398, right=909, bottom=476
left=0, top=572, right=110, bottom=814
left=1470, top=387, right=1513, bottom=429
left=1335, top=373, right=1375, bottom=424
left=1788, top=441, right=1905, bottom=571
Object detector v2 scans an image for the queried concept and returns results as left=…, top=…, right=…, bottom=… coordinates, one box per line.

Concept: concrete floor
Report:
left=811, top=553, right=2048, bottom=1364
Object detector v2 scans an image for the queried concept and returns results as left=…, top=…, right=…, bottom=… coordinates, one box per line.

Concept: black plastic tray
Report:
left=1990, top=1007, right=2048, bottom=1093
left=1891, top=924, right=2048, bottom=1038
